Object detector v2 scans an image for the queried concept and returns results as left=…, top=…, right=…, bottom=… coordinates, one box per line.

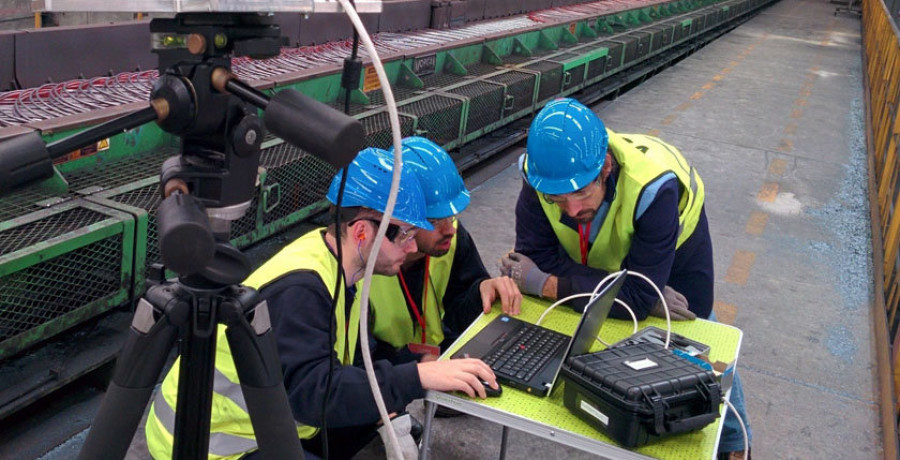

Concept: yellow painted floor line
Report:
left=746, top=211, right=769, bottom=236
left=724, top=250, right=757, bottom=285
left=758, top=182, right=779, bottom=203
left=713, top=301, right=738, bottom=325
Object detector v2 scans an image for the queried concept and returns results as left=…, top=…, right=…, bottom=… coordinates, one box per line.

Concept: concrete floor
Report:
left=398, top=0, right=876, bottom=457
left=42, top=0, right=879, bottom=457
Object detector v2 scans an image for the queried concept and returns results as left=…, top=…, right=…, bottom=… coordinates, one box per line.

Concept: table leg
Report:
left=420, top=401, right=438, bottom=460
left=499, top=426, right=510, bottom=459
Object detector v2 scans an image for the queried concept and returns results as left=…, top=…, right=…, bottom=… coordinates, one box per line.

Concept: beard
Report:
left=421, top=236, right=452, bottom=257
left=373, top=255, right=405, bottom=276
left=574, top=209, right=597, bottom=224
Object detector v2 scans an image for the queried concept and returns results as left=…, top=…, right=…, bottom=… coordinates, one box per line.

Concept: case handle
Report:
left=664, top=412, right=719, bottom=434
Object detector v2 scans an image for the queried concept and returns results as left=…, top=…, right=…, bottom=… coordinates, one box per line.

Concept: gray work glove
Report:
left=498, top=251, right=550, bottom=297
left=377, top=413, right=419, bottom=460
left=649, top=285, right=697, bottom=321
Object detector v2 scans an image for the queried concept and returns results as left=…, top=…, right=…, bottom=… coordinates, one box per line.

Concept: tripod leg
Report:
left=172, top=293, right=218, bottom=459
left=77, top=294, right=181, bottom=460
left=222, top=291, right=304, bottom=459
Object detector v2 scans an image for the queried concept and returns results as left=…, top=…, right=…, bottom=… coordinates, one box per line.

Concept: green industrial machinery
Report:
left=0, top=0, right=777, bottom=416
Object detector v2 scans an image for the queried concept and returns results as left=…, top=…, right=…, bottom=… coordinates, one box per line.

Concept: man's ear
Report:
left=350, top=220, right=368, bottom=243
left=601, top=153, right=613, bottom=180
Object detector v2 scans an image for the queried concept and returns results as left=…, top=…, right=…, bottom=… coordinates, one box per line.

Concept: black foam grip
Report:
left=77, top=383, right=156, bottom=460
left=157, top=193, right=216, bottom=276
left=241, top=385, right=305, bottom=459
left=264, top=89, right=364, bottom=169
left=0, top=131, right=54, bottom=195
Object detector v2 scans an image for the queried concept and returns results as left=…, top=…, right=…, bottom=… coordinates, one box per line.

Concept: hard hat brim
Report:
left=518, top=154, right=600, bottom=195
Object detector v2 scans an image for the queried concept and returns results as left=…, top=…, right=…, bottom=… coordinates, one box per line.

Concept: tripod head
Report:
left=150, top=13, right=286, bottom=285
left=0, top=12, right=365, bottom=285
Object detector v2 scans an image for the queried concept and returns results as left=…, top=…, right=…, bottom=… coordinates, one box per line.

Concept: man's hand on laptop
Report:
left=480, top=276, right=523, bottom=315
left=649, top=285, right=696, bottom=321
left=418, top=359, right=497, bottom=399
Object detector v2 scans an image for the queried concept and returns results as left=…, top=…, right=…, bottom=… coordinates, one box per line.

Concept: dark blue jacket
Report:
left=514, top=171, right=714, bottom=320
left=262, top=272, right=424, bottom=429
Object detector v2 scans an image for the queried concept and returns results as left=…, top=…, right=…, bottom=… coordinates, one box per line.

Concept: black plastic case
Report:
left=560, top=342, right=721, bottom=448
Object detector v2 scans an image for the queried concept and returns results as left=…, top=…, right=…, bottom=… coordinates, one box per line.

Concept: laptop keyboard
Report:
left=482, top=325, right=568, bottom=382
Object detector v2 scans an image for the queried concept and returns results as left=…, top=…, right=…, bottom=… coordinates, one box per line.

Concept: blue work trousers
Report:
left=708, top=311, right=752, bottom=453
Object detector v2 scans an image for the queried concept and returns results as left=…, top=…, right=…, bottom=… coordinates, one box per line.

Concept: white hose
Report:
left=335, top=0, right=407, bottom=458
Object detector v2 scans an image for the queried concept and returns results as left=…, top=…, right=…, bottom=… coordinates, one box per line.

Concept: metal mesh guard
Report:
left=486, top=70, right=536, bottom=115
left=260, top=143, right=336, bottom=226
left=556, top=53, right=586, bottom=90
left=523, top=60, right=564, bottom=103
left=447, top=81, right=505, bottom=135
left=0, top=207, right=110, bottom=256
left=399, top=95, right=464, bottom=146
left=103, top=183, right=162, bottom=275
left=361, top=110, right=416, bottom=150
left=0, top=234, right=123, bottom=345
left=64, top=147, right=174, bottom=192
left=587, top=53, right=609, bottom=81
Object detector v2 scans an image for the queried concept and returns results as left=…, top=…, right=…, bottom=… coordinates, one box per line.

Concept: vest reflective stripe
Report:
left=148, top=385, right=259, bottom=459
left=145, top=229, right=358, bottom=459
left=538, top=130, right=705, bottom=272
left=370, top=222, right=458, bottom=348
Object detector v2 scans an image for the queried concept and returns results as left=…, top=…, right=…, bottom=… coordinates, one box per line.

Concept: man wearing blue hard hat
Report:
left=146, top=148, right=498, bottom=460
left=500, top=98, right=751, bottom=459
left=369, top=136, right=522, bottom=364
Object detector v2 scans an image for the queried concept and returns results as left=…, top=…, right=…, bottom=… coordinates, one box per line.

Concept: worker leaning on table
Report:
left=369, top=136, right=522, bottom=365
left=500, top=97, right=752, bottom=459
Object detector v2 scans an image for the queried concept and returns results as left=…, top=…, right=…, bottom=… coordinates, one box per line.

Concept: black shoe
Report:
left=409, top=415, right=423, bottom=443
left=434, top=405, right=465, bottom=418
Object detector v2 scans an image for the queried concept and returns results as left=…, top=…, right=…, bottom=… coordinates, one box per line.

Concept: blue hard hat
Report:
left=520, top=98, right=608, bottom=195
left=390, top=136, right=470, bottom=219
left=326, top=147, right=434, bottom=231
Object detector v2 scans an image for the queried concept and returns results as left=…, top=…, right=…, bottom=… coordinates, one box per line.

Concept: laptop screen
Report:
left=569, top=270, right=627, bottom=357
left=547, top=270, right=627, bottom=393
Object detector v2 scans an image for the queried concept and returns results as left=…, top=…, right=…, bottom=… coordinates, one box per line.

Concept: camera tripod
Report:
left=0, top=12, right=364, bottom=459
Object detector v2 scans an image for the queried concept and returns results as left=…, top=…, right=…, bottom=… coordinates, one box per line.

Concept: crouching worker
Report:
left=505, top=98, right=751, bottom=458
left=370, top=136, right=522, bottom=364
left=145, top=147, right=498, bottom=460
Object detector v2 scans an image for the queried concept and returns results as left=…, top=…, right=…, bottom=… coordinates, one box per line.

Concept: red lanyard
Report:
left=397, top=256, right=430, bottom=344
left=578, top=222, right=591, bottom=265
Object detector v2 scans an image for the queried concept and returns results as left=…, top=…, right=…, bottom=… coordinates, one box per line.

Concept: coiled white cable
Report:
left=534, top=270, right=673, bottom=349
left=592, top=270, right=672, bottom=349
left=723, top=398, right=750, bottom=459
left=533, top=271, right=638, bottom=347
left=335, top=0, right=407, bottom=458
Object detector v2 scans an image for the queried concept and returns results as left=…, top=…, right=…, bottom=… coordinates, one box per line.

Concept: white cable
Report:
left=723, top=398, right=750, bottom=460
left=336, top=1, right=406, bottom=458
left=534, top=292, right=596, bottom=326
left=535, top=271, right=638, bottom=347
left=613, top=298, right=639, bottom=335
left=610, top=270, right=672, bottom=349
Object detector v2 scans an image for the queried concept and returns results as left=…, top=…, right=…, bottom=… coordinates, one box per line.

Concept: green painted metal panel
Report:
left=0, top=199, right=134, bottom=360
left=485, top=36, right=516, bottom=58
left=449, top=43, right=487, bottom=68
left=0, top=0, right=767, bottom=364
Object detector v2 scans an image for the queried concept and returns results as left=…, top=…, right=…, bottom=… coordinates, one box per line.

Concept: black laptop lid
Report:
left=544, top=270, right=627, bottom=394
left=568, top=270, right=627, bottom=357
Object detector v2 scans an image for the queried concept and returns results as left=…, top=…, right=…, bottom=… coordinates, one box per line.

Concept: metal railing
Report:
left=862, top=0, right=900, bottom=455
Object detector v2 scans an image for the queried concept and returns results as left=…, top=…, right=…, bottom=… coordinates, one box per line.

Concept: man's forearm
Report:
left=542, top=275, right=557, bottom=300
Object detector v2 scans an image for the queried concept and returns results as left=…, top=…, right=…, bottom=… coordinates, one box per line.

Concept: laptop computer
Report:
left=451, top=270, right=626, bottom=396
